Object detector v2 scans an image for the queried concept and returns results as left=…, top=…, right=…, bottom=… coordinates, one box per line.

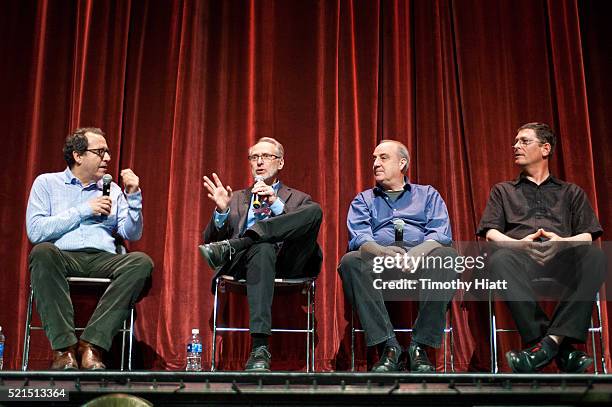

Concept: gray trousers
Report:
left=28, top=242, right=153, bottom=351
left=338, top=245, right=458, bottom=348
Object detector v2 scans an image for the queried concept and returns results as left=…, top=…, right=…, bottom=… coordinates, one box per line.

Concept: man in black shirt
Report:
left=477, top=122, right=606, bottom=373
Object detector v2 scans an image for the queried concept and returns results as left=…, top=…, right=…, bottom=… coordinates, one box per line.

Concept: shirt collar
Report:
left=63, top=167, right=102, bottom=189
left=374, top=177, right=412, bottom=196
left=512, top=172, right=564, bottom=187
left=63, top=167, right=79, bottom=184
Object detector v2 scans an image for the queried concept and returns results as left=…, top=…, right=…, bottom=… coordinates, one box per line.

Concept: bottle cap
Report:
left=191, top=328, right=199, bottom=334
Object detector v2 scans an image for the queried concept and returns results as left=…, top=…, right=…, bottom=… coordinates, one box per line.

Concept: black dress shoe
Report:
left=372, top=346, right=402, bottom=372
left=506, top=341, right=556, bottom=373
left=245, top=346, right=271, bottom=372
left=555, top=343, right=593, bottom=373
left=407, top=342, right=434, bottom=372
left=199, top=240, right=235, bottom=269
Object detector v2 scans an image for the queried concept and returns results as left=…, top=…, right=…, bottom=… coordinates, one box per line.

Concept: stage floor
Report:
left=1, top=371, right=612, bottom=406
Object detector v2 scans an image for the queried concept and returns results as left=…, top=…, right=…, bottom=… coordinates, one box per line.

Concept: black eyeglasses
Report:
left=247, top=153, right=280, bottom=162
left=86, top=148, right=111, bottom=159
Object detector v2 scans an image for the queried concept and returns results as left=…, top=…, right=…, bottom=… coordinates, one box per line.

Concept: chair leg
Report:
left=311, top=280, right=316, bottom=372
left=350, top=309, right=356, bottom=371
left=594, top=293, right=607, bottom=374
left=306, top=280, right=316, bottom=373
left=211, top=278, right=220, bottom=371
left=446, top=309, right=454, bottom=373
left=22, top=285, right=34, bottom=371
left=127, top=307, right=135, bottom=371
left=120, top=317, right=127, bottom=371
left=489, top=290, right=499, bottom=373
left=306, top=281, right=311, bottom=372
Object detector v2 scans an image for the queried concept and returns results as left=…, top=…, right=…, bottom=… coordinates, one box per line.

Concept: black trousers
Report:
left=338, top=245, right=458, bottom=348
left=487, top=245, right=607, bottom=344
left=28, top=242, right=153, bottom=351
left=222, top=203, right=323, bottom=335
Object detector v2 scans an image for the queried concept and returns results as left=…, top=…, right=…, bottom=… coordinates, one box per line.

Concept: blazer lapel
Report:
left=237, top=188, right=251, bottom=234
left=277, top=184, right=292, bottom=211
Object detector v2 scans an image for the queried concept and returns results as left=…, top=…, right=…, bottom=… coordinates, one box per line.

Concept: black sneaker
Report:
left=199, top=240, right=235, bottom=269
left=371, top=346, right=402, bottom=373
left=245, top=345, right=271, bottom=372
left=407, top=342, right=434, bottom=372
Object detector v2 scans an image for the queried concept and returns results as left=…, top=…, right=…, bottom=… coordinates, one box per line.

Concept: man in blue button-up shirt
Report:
left=26, top=127, right=153, bottom=370
left=339, top=140, right=458, bottom=373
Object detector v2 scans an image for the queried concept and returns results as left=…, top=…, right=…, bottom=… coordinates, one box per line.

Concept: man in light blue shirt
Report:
left=26, top=127, right=153, bottom=370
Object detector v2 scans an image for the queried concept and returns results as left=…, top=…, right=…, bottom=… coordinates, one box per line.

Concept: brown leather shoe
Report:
left=51, top=345, right=78, bottom=370
left=78, top=340, right=106, bottom=370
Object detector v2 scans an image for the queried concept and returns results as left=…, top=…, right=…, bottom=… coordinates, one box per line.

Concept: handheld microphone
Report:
left=101, top=174, right=112, bottom=220
left=102, top=174, right=112, bottom=196
left=252, top=175, right=264, bottom=209
left=393, top=218, right=405, bottom=243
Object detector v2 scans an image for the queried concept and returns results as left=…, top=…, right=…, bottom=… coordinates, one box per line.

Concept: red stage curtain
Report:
left=0, top=0, right=609, bottom=372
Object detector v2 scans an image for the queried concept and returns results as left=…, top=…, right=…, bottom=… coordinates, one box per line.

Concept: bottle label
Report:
left=187, top=343, right=202, bottom=353
left=0, top=343, right=4, bottom=357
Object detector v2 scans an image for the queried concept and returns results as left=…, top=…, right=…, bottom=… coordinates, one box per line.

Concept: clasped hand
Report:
left=520, top=228, right=564, bottom=266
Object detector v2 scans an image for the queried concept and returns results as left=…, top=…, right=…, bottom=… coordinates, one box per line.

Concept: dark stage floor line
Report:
left=1, top=372, right=612, bottom=406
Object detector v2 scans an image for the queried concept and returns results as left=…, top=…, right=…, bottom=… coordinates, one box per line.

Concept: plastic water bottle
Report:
left=0, top=325, right=5, bottom=370
left=186, top=328, right=202, bottom=371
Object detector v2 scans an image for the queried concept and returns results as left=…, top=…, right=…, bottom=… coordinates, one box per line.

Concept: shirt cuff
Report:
left=214, top=208, right=230, bottom=229
left=475, top=224, right=503, bottom=238
left=349, top=235, right=375, bottom=251
left=77, top=202, right=93, bottom=219
left=423, top=232, right=452, bottom=245
left=270, top=198, right=285, bottom=216
left=125, top=189, right=143, bottom=210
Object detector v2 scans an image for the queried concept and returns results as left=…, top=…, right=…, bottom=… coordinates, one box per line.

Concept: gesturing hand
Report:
left=121, top=168, right=140, bottom=194
left=203, top=173, right=233, bottom=212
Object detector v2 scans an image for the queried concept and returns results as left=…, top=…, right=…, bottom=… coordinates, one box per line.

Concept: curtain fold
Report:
left=0, top=0, right=609, bottom=372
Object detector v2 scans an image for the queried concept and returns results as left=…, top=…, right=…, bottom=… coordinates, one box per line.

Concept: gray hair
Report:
left=380, top=139, right=410, bottom=174
left=251, top=137, right=284, bottom=157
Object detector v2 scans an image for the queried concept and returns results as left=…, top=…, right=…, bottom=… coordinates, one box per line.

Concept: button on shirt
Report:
left=26, top=168, right=144, bottom=253
left=476, top=174, right=603, bottom=240
left=347, top=182, right=453, bottom=251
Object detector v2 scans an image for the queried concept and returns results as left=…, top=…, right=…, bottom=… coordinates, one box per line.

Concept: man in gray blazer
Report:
left=200, top=137, right=323, bottom=371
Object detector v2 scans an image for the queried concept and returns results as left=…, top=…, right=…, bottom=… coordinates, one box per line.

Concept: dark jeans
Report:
left=221, top=203, right=323, bottom=335
left=487, top=245, right=606, bottom=344
left=28, top=242, right=153, bottom=351
left=338, top=245, right=458, bottom=348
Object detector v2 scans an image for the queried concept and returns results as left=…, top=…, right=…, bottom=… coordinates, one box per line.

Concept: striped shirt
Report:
left=26, top=167, right=143, bottom=253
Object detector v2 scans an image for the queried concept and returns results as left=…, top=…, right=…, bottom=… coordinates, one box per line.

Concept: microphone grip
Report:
left=253, top=193, right=262, bottom=209
left=395, top=228, right=403, bottom=243
left=393, top=219, right=404, bottom=243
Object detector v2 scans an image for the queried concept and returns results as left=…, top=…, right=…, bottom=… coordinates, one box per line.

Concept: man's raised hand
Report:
left=203, top=173, right=233, bottom=213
